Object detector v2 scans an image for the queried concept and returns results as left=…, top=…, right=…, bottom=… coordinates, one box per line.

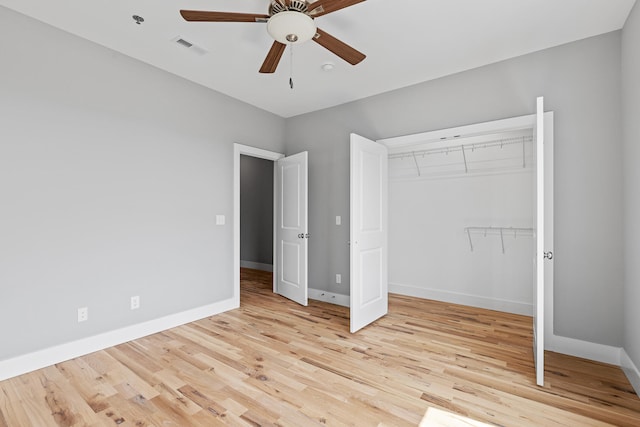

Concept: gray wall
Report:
left=622, top=3, right=640, bottom=371
left=0, top=6, right=285, bottom=360
left=285, top=32, right=624, bottom=347
left=240, top=155, right=274, bottom=265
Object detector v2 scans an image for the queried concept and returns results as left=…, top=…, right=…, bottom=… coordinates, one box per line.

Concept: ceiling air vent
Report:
left=172, top=36, right=208, bottom=55
left=176, top=38, right=192, bottom=48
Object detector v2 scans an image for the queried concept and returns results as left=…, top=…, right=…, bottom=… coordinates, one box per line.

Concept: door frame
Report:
left=233, top=143, right=284, bottom=307
left=378, top=111, right=555, bottom=346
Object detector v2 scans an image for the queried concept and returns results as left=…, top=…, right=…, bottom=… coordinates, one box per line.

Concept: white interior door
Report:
left=534, top=96, right=552, bottom=387
left=275, top=151, right=308, bottom=306
left=350, top=133, right=388, bottom=333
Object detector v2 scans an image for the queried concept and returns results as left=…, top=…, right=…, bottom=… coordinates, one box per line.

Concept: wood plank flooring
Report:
left=1, top=268, right=639, bottom=426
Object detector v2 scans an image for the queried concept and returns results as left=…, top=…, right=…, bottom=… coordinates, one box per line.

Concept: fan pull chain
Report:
left=289, top=45, right=294, bottom=89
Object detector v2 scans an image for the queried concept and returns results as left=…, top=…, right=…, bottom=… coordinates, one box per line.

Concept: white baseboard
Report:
left=308, top=288, right=350, bottom=307
left=546, top=333, right=622, bottom=366
left=389, top=282, right=532, bottom=316
left=0, top=297, right=238, bottom=382
left=240, top=260, right=273, bottom=272
left=621, top=350, right=640, bottom=397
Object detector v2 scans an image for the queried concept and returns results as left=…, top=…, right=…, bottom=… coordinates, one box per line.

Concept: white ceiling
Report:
left=1, top=0, right=636, bottom=118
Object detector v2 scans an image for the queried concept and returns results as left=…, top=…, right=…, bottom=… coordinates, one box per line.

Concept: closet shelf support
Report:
left=464, top=226, right=534, bottom=253
left=412, top=151, right=421, bottom=177
left=461, top=144, right=468, bottom=173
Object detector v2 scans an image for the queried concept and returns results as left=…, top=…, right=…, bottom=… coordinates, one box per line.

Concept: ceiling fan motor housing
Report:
left=270, top=1, right=310, bottom=15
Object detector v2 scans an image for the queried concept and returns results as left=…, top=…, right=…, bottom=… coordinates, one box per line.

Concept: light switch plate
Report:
left=216, top=215, right=225, bottom=225
left=336, top=215, right=341, bottom=225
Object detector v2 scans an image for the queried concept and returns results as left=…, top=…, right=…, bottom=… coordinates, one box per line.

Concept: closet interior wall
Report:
left=388, top=130, right=535, bottom=315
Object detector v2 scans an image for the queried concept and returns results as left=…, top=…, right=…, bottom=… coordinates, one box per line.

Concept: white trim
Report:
left=546, top=334, right=621, bottom=366
left=308, top=288, right=350, bottom=307
left=233, top=143, right=284, bottom=307
left=0, top=298, right=237, bottom=381
left=272, top=161, right=277, bottom=294
left=621, top=350, right=640, bottom=398
left=389, top=282, right=532, bottom=316
left=379, top=114, right=540, bottom=149
left=240, top=261, right=273, bottom=272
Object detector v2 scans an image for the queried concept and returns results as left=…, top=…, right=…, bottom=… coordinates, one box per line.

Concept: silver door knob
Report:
left=543, top=251, right=553, bottom=260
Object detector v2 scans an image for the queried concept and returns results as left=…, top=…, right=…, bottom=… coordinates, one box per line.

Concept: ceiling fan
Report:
left=180, top=0, right=366, bottom=73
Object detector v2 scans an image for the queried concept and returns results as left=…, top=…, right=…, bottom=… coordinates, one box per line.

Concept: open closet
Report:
left=386, top=128, right=536, bottom=316
left=376, top=100, right=554, bottom=386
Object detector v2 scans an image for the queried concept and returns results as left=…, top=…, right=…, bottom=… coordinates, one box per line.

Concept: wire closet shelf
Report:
left=388, top=134, right=534, bottom=179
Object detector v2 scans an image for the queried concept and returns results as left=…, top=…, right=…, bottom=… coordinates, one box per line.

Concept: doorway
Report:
left=233, top=144, right=283, bottom=307
left=378, top=106, right=554, bottom=386
left=233, top=143, right=309, bottom=307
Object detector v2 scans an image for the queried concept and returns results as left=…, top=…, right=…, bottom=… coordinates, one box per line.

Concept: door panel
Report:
left=360, top=248, right=383, bottom=304
left=275, top=151, right=308, bottom=306
left=361, top=150, right=383, bottom=231
left=281, top=241, right=300, bottom=285
left=282, top=163, right=301, bottom=228
left=350, top=133, right=388, bottom=333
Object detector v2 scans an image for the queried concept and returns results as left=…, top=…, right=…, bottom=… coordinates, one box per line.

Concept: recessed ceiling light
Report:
left=321, top=62, right=335, bottom=72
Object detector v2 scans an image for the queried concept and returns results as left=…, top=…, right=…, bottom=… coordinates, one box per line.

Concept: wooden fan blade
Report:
left=260, top=41, right=287, bottom=73
left=313, top=28, right=365, bottom=65
left=180, top=10, right=269, bottom=23
left=309, top=0, right=366, bottom=17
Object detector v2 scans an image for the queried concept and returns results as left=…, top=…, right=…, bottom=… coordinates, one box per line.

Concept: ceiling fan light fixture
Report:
left=267, top=11, right=316, bottom=45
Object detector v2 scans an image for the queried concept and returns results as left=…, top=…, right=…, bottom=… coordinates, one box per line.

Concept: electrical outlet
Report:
left=77, top=307, right=88, bottom=322
left=336, top=274, right=342, bottom=284
left=131, top=295, right=140, bottom=310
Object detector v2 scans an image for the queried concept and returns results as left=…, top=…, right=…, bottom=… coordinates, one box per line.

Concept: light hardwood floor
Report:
left=1, top=268, right=639, bottom=426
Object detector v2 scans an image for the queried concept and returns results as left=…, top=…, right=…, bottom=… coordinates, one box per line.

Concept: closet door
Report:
left=534, top=97, right=547, bottom=386
left=350, top=133, right=388, bottom=333
left=534, top=97, right=555, bottom=387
